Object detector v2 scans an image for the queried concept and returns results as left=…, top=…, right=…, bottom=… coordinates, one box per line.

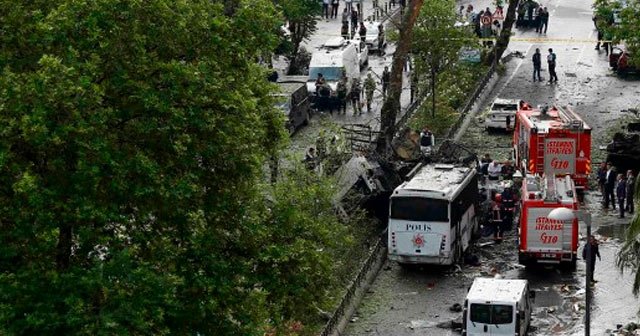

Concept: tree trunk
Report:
left=56, top=223, right=72, bottom=271
left=485, top=0, right=518, bottom=66
left=376, top=0, right=424, bottom=156
left=430, top=67, right=436, bottom=117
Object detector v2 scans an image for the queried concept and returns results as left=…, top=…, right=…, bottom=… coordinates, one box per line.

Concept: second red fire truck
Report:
left=518, top=174, right=579, bottom=268
left=513, top=104, right=592, bottom=191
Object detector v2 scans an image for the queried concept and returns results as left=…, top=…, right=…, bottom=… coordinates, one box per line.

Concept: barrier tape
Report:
left=479, top=37, right=616, bottom=43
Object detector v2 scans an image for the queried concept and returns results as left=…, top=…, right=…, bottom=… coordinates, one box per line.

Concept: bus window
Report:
left=390, top=197, right=448, bottom=222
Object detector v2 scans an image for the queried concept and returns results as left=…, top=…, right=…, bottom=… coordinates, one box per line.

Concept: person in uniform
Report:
left=363, top=72, right=376, bottom=112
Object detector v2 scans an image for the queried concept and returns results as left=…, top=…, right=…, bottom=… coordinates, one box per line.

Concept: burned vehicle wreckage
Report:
left=606, top=120, right=640, bottom=175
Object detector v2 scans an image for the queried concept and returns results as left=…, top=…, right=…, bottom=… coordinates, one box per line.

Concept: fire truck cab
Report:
left=518, top=174, right=579, bottom=269
left=513, top=104, right=591, bottom=191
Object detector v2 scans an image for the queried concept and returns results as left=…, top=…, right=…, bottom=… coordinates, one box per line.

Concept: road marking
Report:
left=575, top=30, right=594, bottom=66
left=498, top=43, right=533, bottom=92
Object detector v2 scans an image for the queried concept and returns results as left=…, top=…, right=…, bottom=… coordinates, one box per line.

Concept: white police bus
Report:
left=388, top=163, right=479, bottom=265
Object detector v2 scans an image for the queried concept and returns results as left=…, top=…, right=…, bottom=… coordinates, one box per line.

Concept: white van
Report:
left=463, top=278, right=535, bottom=336
left=485, top=98, right=519, bottom=131
left=307, top=37, right=360, bottom=102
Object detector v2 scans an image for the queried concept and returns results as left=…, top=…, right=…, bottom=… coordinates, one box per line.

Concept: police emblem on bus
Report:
left=412, top=234, right=425, bottom=248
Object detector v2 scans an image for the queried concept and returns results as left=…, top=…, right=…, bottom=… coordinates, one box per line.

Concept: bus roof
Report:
left=517, top=105, right=591, bottom=134
left=394, top=164, right=474, bottom=200
left=522, top=174, right=576, bottom=204
left=466, top=278, right=528, bottom=303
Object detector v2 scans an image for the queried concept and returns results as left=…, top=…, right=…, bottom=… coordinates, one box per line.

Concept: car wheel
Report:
left=303, top=113, right=310, bottom=126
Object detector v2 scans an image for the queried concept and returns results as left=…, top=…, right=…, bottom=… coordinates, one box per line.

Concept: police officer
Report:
left=363, top=72, right=376, bottom=112
left=350, top=79, right=362, bottom=115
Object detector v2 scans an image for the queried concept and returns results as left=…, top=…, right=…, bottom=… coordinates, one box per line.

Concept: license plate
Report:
left=541, top=253, right=557, bottom=258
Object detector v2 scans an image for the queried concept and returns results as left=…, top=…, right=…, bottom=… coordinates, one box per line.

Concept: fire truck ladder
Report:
left=536, top=134, right=546, bottom=173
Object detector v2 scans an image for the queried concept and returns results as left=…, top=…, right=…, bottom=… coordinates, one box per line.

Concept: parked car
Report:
left=363, top=21, right=385, bottom=54
left=274, top=81, right=312, bottom=135
left=610, top=46, right=638, bottom=75
left=485, top=98, right=519, bottom=131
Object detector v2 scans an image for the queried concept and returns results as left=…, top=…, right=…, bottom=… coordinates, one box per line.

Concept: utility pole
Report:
left=376, top=0, right=424, bottom=156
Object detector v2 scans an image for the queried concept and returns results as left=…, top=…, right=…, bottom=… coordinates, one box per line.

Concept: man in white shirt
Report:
left=487, top=160, right=502, bottom=180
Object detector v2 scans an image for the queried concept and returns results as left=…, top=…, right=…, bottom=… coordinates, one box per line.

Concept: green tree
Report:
left=275, top=0, right=322, bottom=74
left=377, top=0, right=424, bottom=155
left=485, top=0, right=519, bottom=66
left=617, top=178, right=640, bottom=296
left=0, top=0, right=350, bottom=334
left=411, top=0, right=477, bottom=117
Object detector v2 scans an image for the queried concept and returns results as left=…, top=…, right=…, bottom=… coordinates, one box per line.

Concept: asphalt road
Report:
left=343, top=0, right=640, bottom=334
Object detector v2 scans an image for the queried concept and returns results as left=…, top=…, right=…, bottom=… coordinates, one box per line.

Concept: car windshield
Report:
left=470, top=304, right=514, bottom=325
left=274, top=96, right=290, bottom=114
left=309, top=67, right=343, bottom=81
left=492, top=103, right=518, bottom=111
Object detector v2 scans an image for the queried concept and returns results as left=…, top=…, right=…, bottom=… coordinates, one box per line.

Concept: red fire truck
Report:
left=513, top=104, right=592, bottom=190
left=518, top=174, right=579, bottom=268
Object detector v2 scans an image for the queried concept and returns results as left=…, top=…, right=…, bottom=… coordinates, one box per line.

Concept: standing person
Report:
left=532, top=48, right=542, bottom=82
left=363, top=72, right=376, bottom=112
left=487, top=160, right=502, bottom=180
left=481, top=11, right=493, bottom=46
left=597, top=162, right=607, bottom=197
left=345, top=0, right=352, bottom=13
left=501, top=160, right=516, bottom=180
left=322, top=0, right=330, bottom=20
left=340, top=21, right=349, bottom=39
left=516, top=3, right=525, bottom=27
left=547, top=48, right=558, bottom=83
left=359, top=22, right=367, bottom=42
left=604, top=162, right=616, bottom=209
left=466, top=5, right=475, bottom=24
left=336, top=78, right=348, bottom=114
left=350, top=8, right=359, bottom=36
left=480, top=154, right=492, bottom=176
left=534, top=6, right=543, bottom=33
left=381, top=66, right=390, bottom=96
left=410, top=70, right=418, bottom=103
left=627, top=170, right=635, bottom=214
left=617, top=173, right=627, bottom=218
left=491, top=194, right=504, bottom=241
left=458, top=5, right=465, bottom=18
left=582, top=235, right=602, bottom=283
left=378, top=25, right=385, bottom=55
left=539, top=7, right=549, bottom=34
left=341, top=7, right=349, bottom=26
left=350, top=79, right=362, bottom=115
left=331, top=0, right=339, bottom=19
left=501, top=187, right=515, bottom=232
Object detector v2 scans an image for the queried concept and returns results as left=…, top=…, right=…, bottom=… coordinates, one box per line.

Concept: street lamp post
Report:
left=548, top=207, right=592, bottom=336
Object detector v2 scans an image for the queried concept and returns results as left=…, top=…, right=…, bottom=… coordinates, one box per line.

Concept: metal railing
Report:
left=319, top=236, right=386, bottom=336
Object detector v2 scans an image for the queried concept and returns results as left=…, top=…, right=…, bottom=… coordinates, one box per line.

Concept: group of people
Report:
left=461, top=5, right=504, bottom=46
left=340, top=5, right=362, bottom=39
left=314, top=68, right=389, bottom=115
left=479, top=154, right=519, bottom=241
left=516, top=1, right=550, bottom=32
left=323, top=0, right=359, bottom=21
left=531, top=47, right=558, bottom=83
left=597, top=162, right=635, bottom=218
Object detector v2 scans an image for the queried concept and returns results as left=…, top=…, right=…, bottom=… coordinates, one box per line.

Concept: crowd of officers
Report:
left=314, top=66, right=390, bottom=115
left=597, top=162, right=635, bottom=219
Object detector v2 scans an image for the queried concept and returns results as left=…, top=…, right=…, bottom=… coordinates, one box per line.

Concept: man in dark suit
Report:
left=604, top=162, right=616, bottom=209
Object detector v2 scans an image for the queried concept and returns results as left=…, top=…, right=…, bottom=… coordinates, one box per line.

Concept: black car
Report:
left=274, top=81, right=312, bottom=135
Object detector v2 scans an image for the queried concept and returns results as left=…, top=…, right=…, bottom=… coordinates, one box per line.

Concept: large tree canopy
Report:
left=0, top=0, right=350, bottom=334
